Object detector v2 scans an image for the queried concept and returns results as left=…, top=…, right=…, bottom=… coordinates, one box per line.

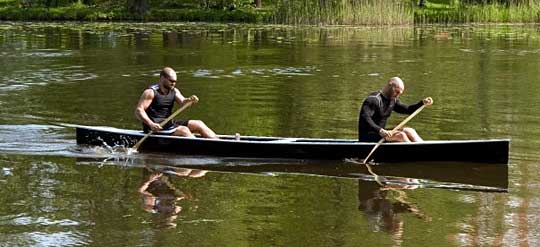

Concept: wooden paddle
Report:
left=362, top=104, right=426, bottom=164
left=131, top=101, right=194, bottom=153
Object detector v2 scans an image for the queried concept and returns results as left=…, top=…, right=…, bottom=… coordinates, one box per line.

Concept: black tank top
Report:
left=145, top=84, right=176, bottom=124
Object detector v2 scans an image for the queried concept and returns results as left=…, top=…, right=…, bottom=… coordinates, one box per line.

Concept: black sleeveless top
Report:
left=145, top=84, right=176, bottom=128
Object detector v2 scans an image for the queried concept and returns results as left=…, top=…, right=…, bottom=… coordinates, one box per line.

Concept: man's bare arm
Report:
left=174, top=88, right=199, bottom=105
left=135, top=89, right=161, bottom=131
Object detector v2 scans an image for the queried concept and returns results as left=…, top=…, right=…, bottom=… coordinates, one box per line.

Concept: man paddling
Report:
left=358, top=77, right=433, bottom=142
left=135, top=67, right=218, bottom=139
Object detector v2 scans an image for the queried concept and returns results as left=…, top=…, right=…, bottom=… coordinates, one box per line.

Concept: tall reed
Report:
left=415, top=1, right=540, bottom=24
left=272, top=0, right=413, bottom=25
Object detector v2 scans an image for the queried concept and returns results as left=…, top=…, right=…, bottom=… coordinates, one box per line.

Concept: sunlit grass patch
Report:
left=415, top=2, right=540, bottom=24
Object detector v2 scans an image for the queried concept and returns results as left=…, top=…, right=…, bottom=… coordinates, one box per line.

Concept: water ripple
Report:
left=0, top=124, right=73, bottom=155
left=7, top=231, right=89, bottom=247
left=7, top=216, right=80, bottom=227
left=0, top=67, right=98, bottom=92
left=20, top=49, right=74, bottom=58
left=190, top=66, right=317, bottom=79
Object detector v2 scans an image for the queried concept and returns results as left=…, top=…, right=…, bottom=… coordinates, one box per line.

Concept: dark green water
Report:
left=0, top=22, right=539, bottom=246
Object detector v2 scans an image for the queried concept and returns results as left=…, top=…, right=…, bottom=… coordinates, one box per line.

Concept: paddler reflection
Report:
left=358, top=178, right=431, bottom=244
left=139, top=166, right=207, bottom=228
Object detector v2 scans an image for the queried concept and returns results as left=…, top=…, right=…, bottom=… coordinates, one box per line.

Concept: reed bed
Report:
left=415, top=2, right=540, bottom=24
left=272, top=0, right=413, bottom=25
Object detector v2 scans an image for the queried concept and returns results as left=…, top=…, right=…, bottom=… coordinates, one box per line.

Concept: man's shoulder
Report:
left=141, top=86, right=156, bottom=97
left=364, top=91, right=381, bottom=102
left=148, top=83, right=159, bottom=90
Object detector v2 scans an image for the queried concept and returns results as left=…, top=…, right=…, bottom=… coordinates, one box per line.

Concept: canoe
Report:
left=75, top=125, right=510, bottom=164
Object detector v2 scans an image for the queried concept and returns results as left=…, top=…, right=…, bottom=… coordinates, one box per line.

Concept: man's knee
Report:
left=391, top=132, right=410, bottom=142
left=403, top=127, right=416, bottom=133
left=188, top=120, right=206, bottom=130
left=396, top=132, right=408, bottom=140
left=402, top=127, right=423, bottom=142
left=402, top=127, right=417, bottom=134
left=174, top=126, right=192, bottom=136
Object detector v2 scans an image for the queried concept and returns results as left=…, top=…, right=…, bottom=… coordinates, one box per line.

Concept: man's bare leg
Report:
left=402, top=127, right=423, bottom=142
left=173, top=126, right=195, bottom=138
left=386, top=131, right=411, bottom=142
left=187, top=120, right=218, bottom=139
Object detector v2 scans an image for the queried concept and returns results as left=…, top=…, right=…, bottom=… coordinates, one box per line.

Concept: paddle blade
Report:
left=127, top=148, right=139, bottom=155
left=344, top=158, right=379, bottom=166
left=130, top=133, right=151, bottom=154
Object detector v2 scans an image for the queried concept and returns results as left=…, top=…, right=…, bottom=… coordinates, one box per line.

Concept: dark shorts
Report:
left=143, top=119, right=190, bottom=134
left=359, top=132, right=381, bottom=143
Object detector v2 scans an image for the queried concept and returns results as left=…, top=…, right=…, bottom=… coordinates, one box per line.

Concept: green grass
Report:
left=272, top=0, right=413, bottom=25
left=415, top=1, right=540, bottom=24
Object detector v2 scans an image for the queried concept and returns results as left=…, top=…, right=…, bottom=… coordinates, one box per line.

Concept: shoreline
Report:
left=0, top=6, right=539, bottom=24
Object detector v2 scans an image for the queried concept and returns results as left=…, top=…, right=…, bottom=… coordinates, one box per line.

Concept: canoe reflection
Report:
left=139, top=166, right=207, bottom=228
left=185, top=160, right=508, bottom=191
left=76, top=156, right=508, bottom=192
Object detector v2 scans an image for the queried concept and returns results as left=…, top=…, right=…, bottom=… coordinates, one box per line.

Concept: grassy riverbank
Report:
left=1, top=0, right=540, bottom=24
left=272, top=0, right=412, bottom=25
left=414, top=1, right=540, bottom=23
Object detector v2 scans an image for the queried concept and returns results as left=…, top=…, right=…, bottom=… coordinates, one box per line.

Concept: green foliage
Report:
left=199, top=0, right=255, bottom=9
left=0, top=0, right=17, bottom=8
left=0, top=4, right=271, bottom=21
left=1, top=0, right=540, bottom=24
left=147, top=8, right=270, bottom=22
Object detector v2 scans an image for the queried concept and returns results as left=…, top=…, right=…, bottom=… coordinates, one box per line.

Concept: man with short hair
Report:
left=358, top=77, right=433, bottom=142
left=135, top=67, right=218, bottom=139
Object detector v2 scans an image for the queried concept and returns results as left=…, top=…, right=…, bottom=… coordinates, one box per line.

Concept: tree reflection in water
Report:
left=138, top=166, right=207, bottom=228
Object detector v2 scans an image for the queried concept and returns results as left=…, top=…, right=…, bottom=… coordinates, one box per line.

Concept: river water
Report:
left=0, top=22, right=539, bottom=246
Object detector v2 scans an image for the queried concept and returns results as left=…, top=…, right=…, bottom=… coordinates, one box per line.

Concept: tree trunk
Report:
left=127, top=0, right=150, bottom=14
left=255, top=0, right=262, bottom=8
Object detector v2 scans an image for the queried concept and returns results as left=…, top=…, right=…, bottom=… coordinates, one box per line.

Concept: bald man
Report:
left=358, top=77, right=433, bottom=142
left=135, top=67, right=218, bottom=139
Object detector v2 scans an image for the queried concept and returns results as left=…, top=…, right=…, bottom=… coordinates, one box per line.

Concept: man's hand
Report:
left=186, top=95, right=199, bottom=103
left=149, top=173, right=163, bottom=181
left=149, top=122, right=162, bottom=132
left=423, top=97, right=433, bottom=106
left=379, top=129, right=393, bottom=139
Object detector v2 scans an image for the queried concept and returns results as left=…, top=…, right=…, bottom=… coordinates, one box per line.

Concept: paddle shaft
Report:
left=362, top=104, right=426, bottom=164
left=132, top=101, right=193, bottom=151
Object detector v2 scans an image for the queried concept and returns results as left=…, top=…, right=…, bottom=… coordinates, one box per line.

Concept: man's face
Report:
left=390, top=85, right=404, bottom=99
left=161, top=73, right=177, bottom=90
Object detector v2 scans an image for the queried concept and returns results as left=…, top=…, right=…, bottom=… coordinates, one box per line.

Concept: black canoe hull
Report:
left=75, top=126, right=510, bottom=164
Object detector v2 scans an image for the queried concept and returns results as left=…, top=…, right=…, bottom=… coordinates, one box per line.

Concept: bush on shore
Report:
left=0, top=5, right=271, bottom=22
